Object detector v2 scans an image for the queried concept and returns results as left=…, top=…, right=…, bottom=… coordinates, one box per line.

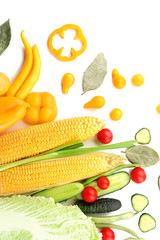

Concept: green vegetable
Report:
left=82, top=53, right=107, bottom=94
left=77, top=171, right=130, bottom=200
left=90, top=212, right=137, bottom=223
left=95, top=223, right=138, bottom=238
left=0, top=140, right=136, bottom=172
left=126, top=145, right=159, bottom=166
left=0, top=19, right=11, bottom=56
left=75, top=198, right=122, bottom=214
left=135, top=128, right=151, bottom=144
left=0, top=195, right=100, bottom=240
left=139, top=213, right=156, bottom=232
left=158, top=176, right=160, bottom=189
left=124, top=238, right=144, bottom=240
left=83, top=163, right=141, bottom=186
left=32, top=182, right=84, bottom=203
left=131, top=194, right=149, bottom=212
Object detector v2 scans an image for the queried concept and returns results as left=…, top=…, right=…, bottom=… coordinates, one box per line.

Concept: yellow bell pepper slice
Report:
left=48, top=24, right=87, bottom=61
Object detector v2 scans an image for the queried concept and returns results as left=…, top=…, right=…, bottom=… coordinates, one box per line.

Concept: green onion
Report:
left=95, top=223, right=138, bottom=238
left=0, top=139, right=136, bottom=172
left=90, top=212, right=137, bottom=224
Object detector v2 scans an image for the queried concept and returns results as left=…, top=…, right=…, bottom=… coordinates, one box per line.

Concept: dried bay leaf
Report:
left=126, top=145, right=159, bottom=166
left=82, top=53, right=107, bottom=94
left=0, top=19, right=11, bottom=56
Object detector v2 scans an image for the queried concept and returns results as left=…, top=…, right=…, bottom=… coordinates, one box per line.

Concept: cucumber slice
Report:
left=139, top=213, right=156, bottom=232
left=135, top=128, right=151, bottom=144
left=76, top=171, right=130, bottom=200
left=131, top=194, right=149, bottom=212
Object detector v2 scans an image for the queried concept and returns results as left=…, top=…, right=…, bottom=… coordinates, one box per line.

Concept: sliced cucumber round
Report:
left=131, top=194, right=149, bottom=212
left=135, top=128, right=151, bottom=144
left=139, top=213, right=156, bottom=232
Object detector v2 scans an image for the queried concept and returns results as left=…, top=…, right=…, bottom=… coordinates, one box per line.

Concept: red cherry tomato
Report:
left=82, top=186, right=97, bottom=203
left=101, top=228, right=115, bottom=240
left=97, top=128, right=113, bottom=144
left=130, top=167, right=147, bottom=184
left=97, top=176, right=110, bottom=190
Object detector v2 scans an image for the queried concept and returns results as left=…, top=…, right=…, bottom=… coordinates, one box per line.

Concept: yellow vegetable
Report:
left=62, top=73, right=75, bottom=94
left=84, top=96, right=105, bottom=109
left=112, top=69, right=126, bottom=89
left=16, top=45, right=41, bottom=99
left=0, top=72, right=10, bottom=96
left=7, top=31, right=33, bottom=96
left=156, top=104, right=160, bottom=114
left=0, top=152, right=126, bottom=196
left=132, top=74, right=144, bottom=86
left=110, top=108, right=123, bottom=121
left=0, top=96, right=29, bottom=133
left=24, top=92, right=58, bottom=124
left=0, top=116, right=105, bottom=164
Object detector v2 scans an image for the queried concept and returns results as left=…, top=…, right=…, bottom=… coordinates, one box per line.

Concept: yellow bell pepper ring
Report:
left=48, top=24, right=87, bottom=61
left=0, top=96, right=29, bottom=133
left=24, top=92, right=58, bottom=125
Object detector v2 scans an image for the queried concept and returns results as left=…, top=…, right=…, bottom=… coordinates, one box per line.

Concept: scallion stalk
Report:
left=95, top=223, right=138, bottom=238
left=0, top=139, right=136, bottom=172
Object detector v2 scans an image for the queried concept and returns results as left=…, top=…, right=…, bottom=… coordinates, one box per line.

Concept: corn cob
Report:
left=0, top=116, right=105, bottom=165
left=0, top=152, right=126, bottom=196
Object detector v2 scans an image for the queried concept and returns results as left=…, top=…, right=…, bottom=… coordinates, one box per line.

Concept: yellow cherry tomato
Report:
left=112, top=69, right=126, bottom=89
left=84, top=96, right=105, bottom=109
left=110, top=108, right=123, bottom=121
left=156, top=104, right=160, bottom=114
left=132, top=74, right=144, bottom=86
left=0, top=72, right=10, bottom=96
left=62, top=73, right=75, bottom=94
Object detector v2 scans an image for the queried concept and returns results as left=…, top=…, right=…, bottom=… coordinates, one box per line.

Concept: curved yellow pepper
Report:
left=16, top=45, right=41, bottom=99
left=0, top=97, right=29, bottom=133
left=7, top=31, right=33, bottom=96
left=48, top=24, right=87, bottom=61
left=24, top=92, right=58, bottom=125
left=0, top=72, right=10, bottom=96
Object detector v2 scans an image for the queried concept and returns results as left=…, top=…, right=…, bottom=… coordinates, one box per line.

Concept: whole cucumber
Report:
left=75, top=198, right=122, bottom=214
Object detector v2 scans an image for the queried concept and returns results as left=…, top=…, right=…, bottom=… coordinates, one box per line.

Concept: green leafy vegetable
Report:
left=125, top=145, right=159, bottom=166
left=0, top=19, right=11, bottom=56
left=0, top=195, right=100, bottom=240
left=82, top=53, right=107, bottom=94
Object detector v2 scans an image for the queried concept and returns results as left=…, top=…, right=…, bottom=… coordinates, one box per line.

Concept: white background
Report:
left=0, top=0, right=160, bottom=239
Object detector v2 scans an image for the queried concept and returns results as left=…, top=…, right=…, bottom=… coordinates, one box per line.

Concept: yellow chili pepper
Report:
left=0, top=96, right=29, bottom=133
left=7, top=31, right=33, bottom=96
left=0, top=72, right=10, bottom=96
left=84, top=96, right=105, bottom=109
left=24, top=92, right=58, bottom=125
left=48, top=24, right=87, bottom=61
left=62, top=73, right=75, bottom=94
left=16, top=45, right=41, bottom=99
left=112, top=69, right=126, bottom=89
